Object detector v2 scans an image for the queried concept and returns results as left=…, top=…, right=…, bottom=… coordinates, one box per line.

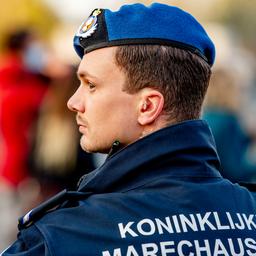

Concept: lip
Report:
left=76, top=116, right=88, bottom=132
left=78, top=125, right=87, bottom=133
left=77, top=122, right=86, bottom=127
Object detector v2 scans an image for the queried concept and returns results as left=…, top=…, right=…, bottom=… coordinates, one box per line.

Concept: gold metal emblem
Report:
left=76, top=9, right=102, bottom=38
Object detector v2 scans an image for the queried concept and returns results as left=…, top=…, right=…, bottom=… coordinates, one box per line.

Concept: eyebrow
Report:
left=76, top=70, right=98, bottom=81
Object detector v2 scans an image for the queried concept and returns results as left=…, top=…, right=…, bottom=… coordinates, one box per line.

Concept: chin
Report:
left=80, top=137, right=111, bottom=154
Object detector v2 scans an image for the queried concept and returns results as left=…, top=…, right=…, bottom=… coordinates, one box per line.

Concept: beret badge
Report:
left=76, top=9, right=102, bottom=39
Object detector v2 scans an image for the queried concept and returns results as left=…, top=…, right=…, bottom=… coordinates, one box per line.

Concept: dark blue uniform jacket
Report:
left=2, top=120, right=256, bottom=256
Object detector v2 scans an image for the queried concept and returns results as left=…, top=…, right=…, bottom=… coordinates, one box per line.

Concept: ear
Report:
left=138, top=88, right=164, bottom=126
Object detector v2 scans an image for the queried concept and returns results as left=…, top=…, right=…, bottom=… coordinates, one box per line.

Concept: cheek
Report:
left=86, top=98, right=116, bottom=135
left=106, top=102, right=139, bottom=137
left=88, top=94, right=122, bottom=120
left=86, top=92, right=138, bottom=134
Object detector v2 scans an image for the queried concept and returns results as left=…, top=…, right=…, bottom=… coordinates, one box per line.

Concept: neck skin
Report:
left=108, top=115, right=171, bottom=157
left=140, top=114, right=175, bottom=138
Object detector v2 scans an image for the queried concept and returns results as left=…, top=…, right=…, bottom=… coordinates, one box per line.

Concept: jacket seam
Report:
left=34, top=223, right=55, bottom=256
left=121, top=175, right=222, bottom=193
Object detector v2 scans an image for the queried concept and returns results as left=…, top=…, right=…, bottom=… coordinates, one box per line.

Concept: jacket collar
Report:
left=78, top=120, right=221, bottom=193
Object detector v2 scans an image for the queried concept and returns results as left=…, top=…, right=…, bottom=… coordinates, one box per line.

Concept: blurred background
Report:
left=0, top=0, right=256, bottom=250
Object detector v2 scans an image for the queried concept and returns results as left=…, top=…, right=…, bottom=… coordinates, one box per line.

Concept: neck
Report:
left=140, top=115, right=176, bottom=138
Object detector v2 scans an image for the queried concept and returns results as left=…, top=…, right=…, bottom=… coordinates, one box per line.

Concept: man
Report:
left=2, top=3, right=256, bottom=256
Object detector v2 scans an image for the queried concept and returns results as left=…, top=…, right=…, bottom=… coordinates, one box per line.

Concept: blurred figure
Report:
left=204, top=68, right=256, bottom=182
left=203, top=25, right=256, bottom=183
left=0, top=29, right=49, bottom=187
left=29, top=66, right=95, bottom=199
left=0, top=29, right=49, bottom=250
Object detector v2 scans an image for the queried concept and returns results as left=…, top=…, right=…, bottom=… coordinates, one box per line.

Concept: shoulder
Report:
left=3, top=193, right=125, bottom=255
left=2, top=225, right=49, bottom=255
left=238, top=182, right=256, bottom=202
left=18, top=193, right=145, bottom=255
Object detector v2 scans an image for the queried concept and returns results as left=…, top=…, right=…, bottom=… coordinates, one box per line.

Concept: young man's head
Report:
left=68, top=3, right=215, bottom=153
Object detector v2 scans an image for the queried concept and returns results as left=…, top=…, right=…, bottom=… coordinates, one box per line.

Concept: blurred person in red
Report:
left=0, top=29, right=49, bottom=188
left=0, top=29, right=49, bottom=249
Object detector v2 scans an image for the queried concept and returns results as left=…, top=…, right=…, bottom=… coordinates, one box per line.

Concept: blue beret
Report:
left=74, top=3, right=215, bottom=66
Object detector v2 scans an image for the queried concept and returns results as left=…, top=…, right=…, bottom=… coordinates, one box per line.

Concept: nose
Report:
left=67, top=86, right=85, bottom=113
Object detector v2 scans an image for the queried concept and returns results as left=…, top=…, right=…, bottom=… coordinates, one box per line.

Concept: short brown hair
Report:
left=115, top=45, right=211, bottom=122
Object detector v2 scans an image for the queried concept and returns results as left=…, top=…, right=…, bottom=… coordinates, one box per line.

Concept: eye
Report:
left=83, top=80, right=96, bottom=91
left=88, top=82, right=95, bottom=90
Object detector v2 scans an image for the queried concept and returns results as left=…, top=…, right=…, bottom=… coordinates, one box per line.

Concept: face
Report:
left=67, top=47, right=142, bottom=153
